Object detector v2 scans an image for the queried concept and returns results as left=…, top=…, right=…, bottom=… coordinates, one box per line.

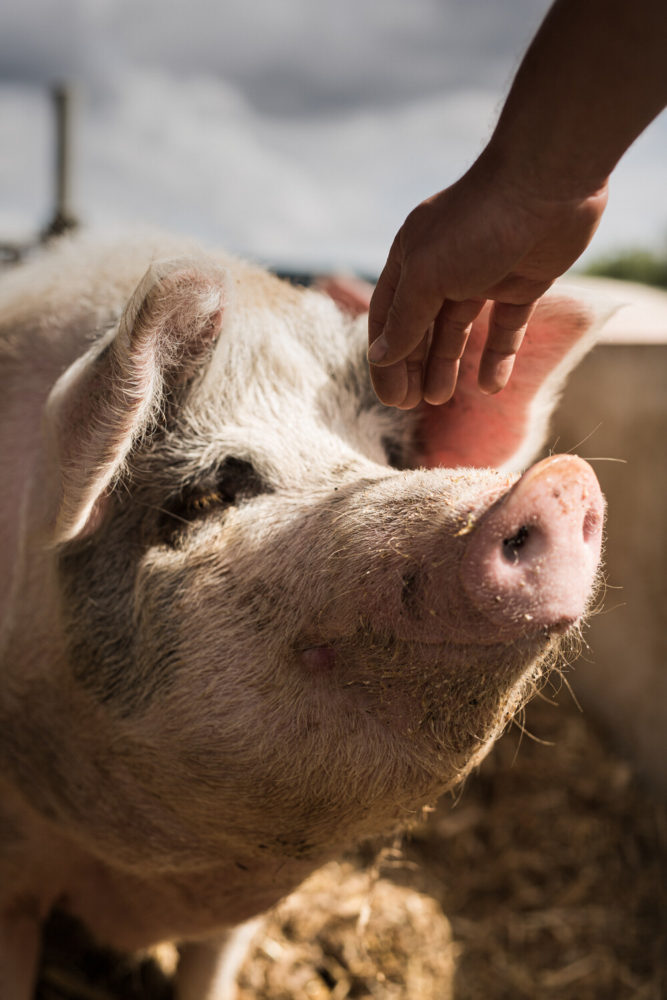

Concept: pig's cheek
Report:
left=324, top=482, right=519, bottom=645
left=332, top=547, right=492, bottom=646
left=292, top=629, right=555, bottom=768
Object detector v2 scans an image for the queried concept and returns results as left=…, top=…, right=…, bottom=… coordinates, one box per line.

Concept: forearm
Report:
left=486, top=0, right=667, bottom=199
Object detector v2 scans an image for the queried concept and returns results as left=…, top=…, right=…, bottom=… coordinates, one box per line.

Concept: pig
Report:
left=0, top=231, right=605, bottom=1000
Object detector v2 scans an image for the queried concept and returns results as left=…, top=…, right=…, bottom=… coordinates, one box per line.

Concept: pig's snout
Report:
left=461, top=455, right=604, bottom=636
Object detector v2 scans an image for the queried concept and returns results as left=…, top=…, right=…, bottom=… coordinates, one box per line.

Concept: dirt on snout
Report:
left=37, top=690, right=667, bottom=1000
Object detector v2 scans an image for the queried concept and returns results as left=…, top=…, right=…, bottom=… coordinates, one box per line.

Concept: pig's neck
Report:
left=0, top=767, right=320, bottom=951
left=63, top=851, right=319, bottom=951
left=1, top=615, right=328, bottom=951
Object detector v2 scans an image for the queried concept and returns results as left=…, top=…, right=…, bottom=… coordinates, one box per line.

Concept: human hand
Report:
left=368, top=154, right=608, bottom=408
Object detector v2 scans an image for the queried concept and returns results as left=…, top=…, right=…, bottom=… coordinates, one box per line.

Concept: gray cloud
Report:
left=1, top=0, right=665, bottom=270
left=1, top=0, right=550, bottom=111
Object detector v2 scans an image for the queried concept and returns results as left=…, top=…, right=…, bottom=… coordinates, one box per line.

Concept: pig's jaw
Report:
left=269, top=633, right=558, bottom=854
left=0, top=565, right=561, bottom=886
left=294, top=624, right=559, bottom=739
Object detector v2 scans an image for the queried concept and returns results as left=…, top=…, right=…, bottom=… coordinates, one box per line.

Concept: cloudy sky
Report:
left=1, top=0, right=666, bottom=273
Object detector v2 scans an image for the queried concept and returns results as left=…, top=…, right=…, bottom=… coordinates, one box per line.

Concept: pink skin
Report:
left=461, top=455, right=605, bottom=638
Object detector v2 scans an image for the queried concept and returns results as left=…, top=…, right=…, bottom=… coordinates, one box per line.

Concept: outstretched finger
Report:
left=478, top=300, right=537, bottom=394
left=423, top=298, right=486, bottom=404
left=371, top=329, right=431, bottom=408
left=368, top=235, right=401, bottom=348
left=370, top=358, right=408, bottom=407
left=395, top=329, right=432, bottom=409
left=368, top=266, right=442, bottom=369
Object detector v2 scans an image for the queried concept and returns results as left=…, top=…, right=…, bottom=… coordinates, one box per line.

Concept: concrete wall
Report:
left=550, top=278, right=667, bottom=792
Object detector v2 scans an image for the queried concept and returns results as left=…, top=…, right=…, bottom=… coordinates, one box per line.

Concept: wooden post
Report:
left=42, top=83, right=79, bottom=239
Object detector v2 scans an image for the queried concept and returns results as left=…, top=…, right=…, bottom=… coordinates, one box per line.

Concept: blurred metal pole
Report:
left=42, top=83, right=79, bottom=239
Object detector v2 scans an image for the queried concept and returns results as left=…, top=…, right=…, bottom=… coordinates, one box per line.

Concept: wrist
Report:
left=472, top=140, right=610, bottom=212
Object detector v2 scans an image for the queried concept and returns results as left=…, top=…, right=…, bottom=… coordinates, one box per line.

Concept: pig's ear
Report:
left=417, top=289, right=608, bottom=472
left=43, top=258, right=226, bottom=545
left=315, top=274, right=374, bottom=316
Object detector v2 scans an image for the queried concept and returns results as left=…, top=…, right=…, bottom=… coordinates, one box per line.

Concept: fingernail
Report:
left=479, top=357, right=514, bottom=394
left=367, top=334, right=388, bottom=364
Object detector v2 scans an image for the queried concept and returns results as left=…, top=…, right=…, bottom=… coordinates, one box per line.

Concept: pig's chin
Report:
left=297, top=614, right=566, bottom=677
left=295, top=623, right=562, bottom=753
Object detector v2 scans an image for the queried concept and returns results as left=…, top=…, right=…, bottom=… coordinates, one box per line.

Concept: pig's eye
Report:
left=204, top=457, right=270, bottom=508
left=159, top=458, right=270, bottom=537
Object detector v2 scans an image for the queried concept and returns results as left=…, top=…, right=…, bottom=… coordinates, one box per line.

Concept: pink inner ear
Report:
left=417, top=297, right=595, bottom=470
left=316, top=275, right=373, bottom=316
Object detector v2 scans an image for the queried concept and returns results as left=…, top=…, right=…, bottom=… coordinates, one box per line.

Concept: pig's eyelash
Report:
left=182, top=490, right=224, bottom=514
left=143, top=503, right=192, bottom=527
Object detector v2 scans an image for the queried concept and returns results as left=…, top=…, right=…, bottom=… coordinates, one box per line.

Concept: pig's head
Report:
left=16, top=248, right=605, bottom=881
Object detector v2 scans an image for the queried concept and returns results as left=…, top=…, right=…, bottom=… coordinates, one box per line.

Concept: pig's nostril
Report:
left=502, top=525, right=530, bottom=563
left=461, top=455, right=604, bottom=636
left=582, top=508, right=601, bottom=544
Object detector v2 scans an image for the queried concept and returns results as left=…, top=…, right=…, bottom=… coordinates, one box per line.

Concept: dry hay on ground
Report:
left=36, top=692, right=666, bottom=1000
